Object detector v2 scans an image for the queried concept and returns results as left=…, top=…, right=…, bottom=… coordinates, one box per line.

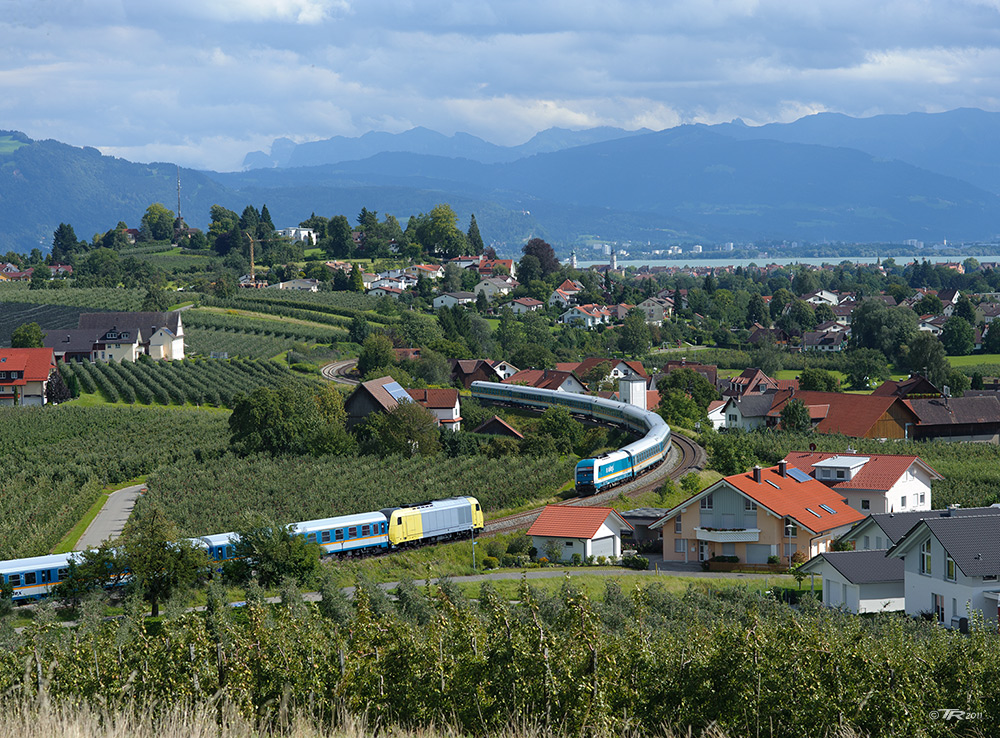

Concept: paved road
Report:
left=75, top=484, right=145, bottom=550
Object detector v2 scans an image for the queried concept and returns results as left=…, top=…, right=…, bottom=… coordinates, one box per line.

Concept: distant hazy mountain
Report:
left=219, top=125, right=1000, bottom=244
left=707, top=108, right=1000, bottom=194
left=242, top=126, right=652, bottom=169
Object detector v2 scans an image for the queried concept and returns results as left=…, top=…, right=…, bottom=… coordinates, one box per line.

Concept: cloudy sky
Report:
left=3, top=0, right=999, bottom=171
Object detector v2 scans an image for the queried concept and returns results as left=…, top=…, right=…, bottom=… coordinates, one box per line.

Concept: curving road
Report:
left=321, top=359, right=359, bottom=385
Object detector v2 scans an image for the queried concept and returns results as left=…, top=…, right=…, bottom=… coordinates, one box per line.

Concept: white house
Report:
left=367, top=286, right=404, bottom=299
left=782, top=452, right=942, bottom=515
left=77, top=312, right=185, bottom=362
left=489, top=360, right=520, bottom=380
left=277, top=227, right=316, bottom=245
left=802, top=289, right=840, bottom=307
left=527, top=506, right=632, bottom=562
left=406, top=388, right=462, bottom=431
left=559, top=304, right=610, bottom=328
left=718, top=394, right=774, bottom=431
left=475, top=277, right=513, bottom=300
left=887, top=513, right=1000, bottom=629
left=433, top=292, right=476, bottom=309
left=268, top=278, right=320, bottom=292
left=406, top=264, right=444, bottom=281
left=636, top=297, right=673, bottom=326
left=798, top=550, right=905, bottom=614
left=510, top=297, right=544, bottom=314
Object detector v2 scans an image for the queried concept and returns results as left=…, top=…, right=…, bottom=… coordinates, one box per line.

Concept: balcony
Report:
left=694, top=527, right=761, bottom=543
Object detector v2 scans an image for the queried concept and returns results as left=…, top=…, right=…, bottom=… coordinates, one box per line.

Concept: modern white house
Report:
left=475, top=277, right=514, bottom=300
left=782, top=452, right=942, bottom=515
left=432, top=292, right=476, bottom=309
left=887, top=513, right=1000, bottom=629
left=798, top=550, right=904, bottom=614
left=717, top=394, right=774, bottom=431
left=510, top=297, right=544, bottom=314
left=527, top=506, right=632, bottom=562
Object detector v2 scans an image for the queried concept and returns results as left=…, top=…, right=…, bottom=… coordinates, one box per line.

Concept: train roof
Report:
left=200, top=532, right=237, bottom=547
left=0, top=552, right=73, bottom=575
left=292, top=511, right=386, bottom=534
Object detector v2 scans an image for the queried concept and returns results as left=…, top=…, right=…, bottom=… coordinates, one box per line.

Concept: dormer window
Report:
left=107, top=332, right=117, bottom=340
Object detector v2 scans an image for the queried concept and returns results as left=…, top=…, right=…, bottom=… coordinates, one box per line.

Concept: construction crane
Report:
left=242, top=231, right=266, bottom=288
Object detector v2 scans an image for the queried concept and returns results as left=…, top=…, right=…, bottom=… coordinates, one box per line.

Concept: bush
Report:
left=485, top=539, right=507, bottom=559
left=621, top=554, right=649, bottom=570
left=482, top=556, right=499, bottom=570
left=791, top=550, right=807, bottom=565
left=528, top=546, right=538, bottom=560
left=597, top=555, right=607, bottom=566
left=571, top=553, right=582, bottom=566
left=290, top=362, right=319, bottom=374
left=507, top=532, right=531, bottom=555
left=710, top=555, right=740, bottom=563
left=585, top=555, right=595, bottom=566
left=537, top=557, right=549, bottom=567
left=767, top=555, right=780, bottom=565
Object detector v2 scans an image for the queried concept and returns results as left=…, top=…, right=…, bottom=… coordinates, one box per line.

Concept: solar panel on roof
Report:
left=383, top=381, right=413, bottom=403
left=787, top=467, right=812, bottom=483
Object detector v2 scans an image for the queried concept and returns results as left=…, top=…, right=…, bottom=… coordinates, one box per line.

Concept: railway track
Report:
left=321, top=359, right=359, bottom=385
left=485, top=432, right=706, bottom=534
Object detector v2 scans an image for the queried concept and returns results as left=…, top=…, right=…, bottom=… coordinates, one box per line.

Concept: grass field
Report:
left=949, top=353, right=1000, bottom=367
left=0, top=134, right=26, bottom=153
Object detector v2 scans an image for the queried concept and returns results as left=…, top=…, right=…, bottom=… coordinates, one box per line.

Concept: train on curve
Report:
left=470, top=381, right=671, bottom=495
left=1, top=496, right=484, bottom=602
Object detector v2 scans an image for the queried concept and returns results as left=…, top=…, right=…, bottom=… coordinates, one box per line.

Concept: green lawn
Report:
left=0, top=135, right=26, bottom=153
left=948, top=353, right=1000, bottom=367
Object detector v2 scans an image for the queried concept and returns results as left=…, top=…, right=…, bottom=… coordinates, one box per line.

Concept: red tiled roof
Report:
left=721, top=466, right=866, bottom=534
left=0, top=348, right=55, bottom=385
left=646, top=390, right=660, bottom=410
left=556, top=279, right=581, bottom=292
left=767, top=389, right=915, bottom=437
left=512, top=297, right=543, bottom=307
left=528, top=505, right=632, bottom=538
left=782, top=451, right=943, bottom=492
left=503, top=369, right=581, bottom=391
left=406, top=388, right=459, bottom=409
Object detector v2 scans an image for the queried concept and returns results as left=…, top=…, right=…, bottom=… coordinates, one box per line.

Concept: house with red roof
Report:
left=510, top=297, right=544, bottom=314
left=406, top=388, right=462, bottom=431
left=782, top=451, right=943, bottom=514
left=766, top=389, right=919, bottom=440
left=555, top=358, right=647, bottom=388
left=558, top=304, right=612, bottom=328
left=0, top=348, right=56, bottom=406
left=651, top=462, right=865, bottom=565
left=503, top=368, right=586, bottom=393
left=527, top=505, right=633, bottom=562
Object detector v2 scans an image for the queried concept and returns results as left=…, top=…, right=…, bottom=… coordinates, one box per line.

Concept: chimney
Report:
left=778, top=460, right=787, bottom=477
left=752, top=466, right=762, bottom=483
left=946, top=504, right=961, bottom=517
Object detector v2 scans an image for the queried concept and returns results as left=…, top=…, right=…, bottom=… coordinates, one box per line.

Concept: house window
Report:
left=836, top=470, right=845, bottom=479
left=876, top=536, right=883, bottom=548
left=700, top=494, right=713, bottom=510
left=565, top=541, right=573, bottom=547
left=674, top=539, right=685, bottom=553
left=946, top=553, right=957, bottom=581
left=863, top=535, right=870, bottom=550
left=920, top=539, right=932, bottom=575
left=784, top=543, right=797, bottom=558
left=674, top=516, right=682, bottom=534
left=727, top=414, right=737, bottom=423
left=784, top=519, right=798, bottom=538
left=919, top=493, right=926, bottom=505
left=861, top=499, right=870, bottom=510
left=744, top=499, right=757, bottom=511
left=933, top=594, right=945, bottom=623
left=900, top=496, right=907, bottom=508
left=0, top=372, right=5, bottom=379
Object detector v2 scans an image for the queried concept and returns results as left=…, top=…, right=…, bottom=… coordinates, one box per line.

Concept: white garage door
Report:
left=591, top=536, right=615, bottom=558
left=746, top=544, right=770, bottom=564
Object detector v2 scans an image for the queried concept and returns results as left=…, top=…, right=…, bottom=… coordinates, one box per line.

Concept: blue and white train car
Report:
left=292, top=512, right=389, bottom=556
left=1, top=552, right=73, bottom=601
left=471, top=380, right=671, bottom=495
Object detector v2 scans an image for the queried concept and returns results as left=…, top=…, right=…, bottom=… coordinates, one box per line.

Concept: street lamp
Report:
left=471, top=524, right=477, bottom=571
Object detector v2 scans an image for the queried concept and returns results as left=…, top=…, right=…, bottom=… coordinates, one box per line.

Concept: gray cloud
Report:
left=0, top=0, right=997, bottom=169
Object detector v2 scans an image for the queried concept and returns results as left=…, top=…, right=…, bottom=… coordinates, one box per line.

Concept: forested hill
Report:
left=0, top=131, right=233, bottom=252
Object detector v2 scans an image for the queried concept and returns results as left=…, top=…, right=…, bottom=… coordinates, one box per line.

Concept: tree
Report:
left=120, top=503, right=207, bottom=617
left=814, top=303, right=835, bottom=324
left=361, top=400, right=441, bottom=457
left=517, top=254, right=543, bottom=284
left=799, top=367, right=841, bottom=392
left=984, top=325, right=1000, bottom=354
left=51, top=222, right=82, bottom=260
left=618, top=308, right=651, bottom=356
left=780, top=399, right=812, bottom=433
left=46, top=368, right=72, bottom=404
left=10, top=322, right=44, bottom=348
left=954, top=295, right=977, bottom=325
left=326, top=215, right=354, bottom=258
left=746, top=293, right=769, bottom=327
left=207, top=205, right=241, bottom=254
left=844, top=348, right=891, bottom=390
left=581, top=361, right=614, bottom=392
left=141, top=287, right=171, bottom=312
left=29, top=264, right=49, bottom=290
left=466, top=214, right=484, bottom=255
left=902, top=333, right=951, bottom=389
left=496, top=307, right=524, bottom=356
left=349, top=314, right=372, bottom=345
left=536, top=406, right=583, bottom=455
left=522, top=238, right=559, bottom=276
left=139, top=203, right=176, bottom=242
left=229, top=383, right=324, bottom=456
left=941, top=316, right=975, bottom=356
left=357, top=333, right=396, bottom=376
left=706, top=432, right=758, bottom=476
left=226, top=516, right=321, bottom=589
left=658, top=368, right=720, bottom=412
left=349, top=263, right=365, bottom=292
left=475, top=290, right=489, bottom=313
left=914, top=293, right=943, bottom=316
left=849, top=300, right=918, bottom=362
left=657, top=389, right=703, bottom=428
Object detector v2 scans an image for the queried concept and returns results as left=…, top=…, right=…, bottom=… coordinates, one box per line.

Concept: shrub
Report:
left=585, top=555, right=595, bottom=566
left=621, top=554, right=649, bottom=570
left=506, top=532, right=531, bottom=555
left=485, top=539, right=507, bottom=559
left=767, top=555, right=780, bottom=565
left=597, top=555, right=607, bottom=566
left=481, top=556, right=499, bottom=570
left=710, top=555, right=740, bottom=563
left=791, top=550, right=807, bottom=565
left=528, top=546, right=538, bottom=560
left=537, top=557, right=549, bottom=567
left=570, top=553, right=582, bottom=566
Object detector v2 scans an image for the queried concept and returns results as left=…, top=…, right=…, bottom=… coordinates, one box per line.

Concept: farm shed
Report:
left=527, top=506, right=632, bottom=562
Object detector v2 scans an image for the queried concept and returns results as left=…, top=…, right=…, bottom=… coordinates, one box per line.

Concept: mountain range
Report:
left=1, top=109, right=999, bottom=253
